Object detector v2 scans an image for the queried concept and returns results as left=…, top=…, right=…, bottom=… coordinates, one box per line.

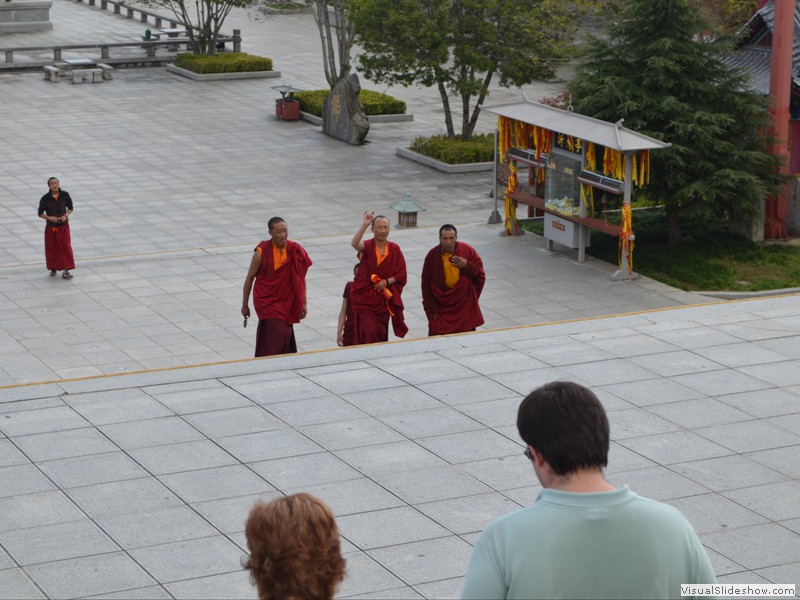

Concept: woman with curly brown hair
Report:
left=245, top=493, right=346, bottom=600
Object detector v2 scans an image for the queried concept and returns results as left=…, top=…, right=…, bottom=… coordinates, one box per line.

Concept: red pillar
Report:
left=764, top=0, right=794, bottom=239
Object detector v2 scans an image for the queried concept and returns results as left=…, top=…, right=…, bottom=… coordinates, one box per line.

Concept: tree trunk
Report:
left=665, top=203, right=682, bottom=248
left=437, top=79, right=455, bottom=138
left=462, top=70, right=494, bottom=139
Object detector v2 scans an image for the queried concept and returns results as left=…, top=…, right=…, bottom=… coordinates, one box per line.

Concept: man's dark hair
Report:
left=439, top=224, right=457, bottom=237
left=268, top=217, right=286, bottom=231
left=371, top=215, right=390, bottom=228
left=517, top=381, right=609, bottom=476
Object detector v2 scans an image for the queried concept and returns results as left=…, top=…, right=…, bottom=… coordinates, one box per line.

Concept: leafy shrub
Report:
left=293, top=89, right=406, bottom=117
left=410, top=133, right=494, bottom=164
left=175, top=52, right=273, bottom=74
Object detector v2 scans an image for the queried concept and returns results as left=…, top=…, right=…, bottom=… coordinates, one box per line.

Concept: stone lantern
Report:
left=390, top=193, right=426, bottom=228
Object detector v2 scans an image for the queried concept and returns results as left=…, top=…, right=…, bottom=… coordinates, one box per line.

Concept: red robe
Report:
left=351, top=238, right=408, bottom=344
left=341, top=281, right=355, bottom=347
left=44, top=223, right=75, bottom=271
left=421, top=241, right=485, bottom=336
left=253, top=240, right=312, bottom=357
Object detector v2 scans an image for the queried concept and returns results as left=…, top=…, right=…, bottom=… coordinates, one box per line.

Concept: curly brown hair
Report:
left=245, top=493, right=346, bottom=600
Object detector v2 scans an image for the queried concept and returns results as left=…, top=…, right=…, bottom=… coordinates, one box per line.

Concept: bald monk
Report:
left=350, top=211, right=408, bottom=344
left=421, top=224, right=485, bottom=336
left=242, top=217, right=312, bottom=357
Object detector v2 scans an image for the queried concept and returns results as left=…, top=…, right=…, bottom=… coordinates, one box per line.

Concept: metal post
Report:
left=611, top=153, right=638, bottom=280
left=233, top=29, right=241, bottom=53
left=488, top=128, right=502, bottom=224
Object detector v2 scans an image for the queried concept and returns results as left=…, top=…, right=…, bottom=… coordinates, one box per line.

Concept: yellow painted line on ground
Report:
left=3, top=292, right=798, bottom=392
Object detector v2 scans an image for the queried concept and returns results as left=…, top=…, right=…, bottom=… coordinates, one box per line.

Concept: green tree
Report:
left=349, top=0, right=582, bottom=139
left=143, top=0, right=248, bottom=54
left=306, top=0, right=356, bottom=89
left=569, top=0, right=780, bottom=246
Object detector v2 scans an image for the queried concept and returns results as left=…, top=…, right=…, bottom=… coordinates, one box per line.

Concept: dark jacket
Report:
left=38, top=190, right=73, bottom=226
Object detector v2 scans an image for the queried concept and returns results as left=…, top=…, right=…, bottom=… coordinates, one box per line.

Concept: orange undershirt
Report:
left=376, top=242, right=389, bottom=267
left=256, top=245, right=288, bottom=269
left=442, top=252, right=460, bottom=288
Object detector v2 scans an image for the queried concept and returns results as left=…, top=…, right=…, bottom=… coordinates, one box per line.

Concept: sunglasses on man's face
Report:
left=523, top=447, right=533, bottom=461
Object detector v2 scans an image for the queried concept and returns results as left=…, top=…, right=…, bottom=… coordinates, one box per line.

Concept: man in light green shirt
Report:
left=461, top=381, right=716, bottom=600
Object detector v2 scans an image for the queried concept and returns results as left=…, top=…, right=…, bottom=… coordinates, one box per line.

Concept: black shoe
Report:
left=62, top=271, right=73, bottom=279
left=50, top=270, right=57, bottom=277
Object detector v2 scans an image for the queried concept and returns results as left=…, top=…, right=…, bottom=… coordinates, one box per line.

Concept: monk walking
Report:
left=421, top=224, right=485, bottom=336
left=38, top=177, right=76, bottom=279
left=350, top=211, right=408, bottom=344
left=242, top=217, right=312, bottom=357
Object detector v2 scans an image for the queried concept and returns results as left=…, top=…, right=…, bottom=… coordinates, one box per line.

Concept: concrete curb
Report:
left=395, top=146, right=494, bottom=173
left=166, top=64, right=281, bottom=80
left=695, top=287, right=800, bottom=300
left=300, top=111, right=414, bottom=126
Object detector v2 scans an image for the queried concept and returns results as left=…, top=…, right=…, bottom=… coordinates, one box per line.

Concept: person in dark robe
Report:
left=336, top=263, right=359, bottom=347
left=421, top=224, right=485, bottom=336
left=38, top=177, right=76, bottom=279
left=350, top=211, right=408, bottom=344
left=242, top=217, right=312, bottom=357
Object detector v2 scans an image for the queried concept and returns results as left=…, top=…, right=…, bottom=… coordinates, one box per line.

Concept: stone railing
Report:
left=74, top=0, right=182, bottom=29
left=1, top=30, right=241, bottom=68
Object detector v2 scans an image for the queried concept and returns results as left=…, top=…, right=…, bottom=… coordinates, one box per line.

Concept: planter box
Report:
left=396, top=147, right=493, bottom=174
left=166, top=64, right=281, bottom=81
left=300, top=111, right=413, bottom=126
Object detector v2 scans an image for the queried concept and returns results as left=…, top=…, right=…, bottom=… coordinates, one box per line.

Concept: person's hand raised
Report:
left=362, top=211, right=375, bottom=227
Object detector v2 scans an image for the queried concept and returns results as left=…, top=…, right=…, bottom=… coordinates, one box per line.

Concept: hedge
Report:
left=293, top=89, right=407, bottom=117
left=175, top=52, right=273, bottom=74
left=410, top=133, right=495, bottom=165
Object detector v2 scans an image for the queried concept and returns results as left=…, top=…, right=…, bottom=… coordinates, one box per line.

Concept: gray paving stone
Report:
left=618, top=430, right=734, bottom=465
left=290, top=478, right=405, bottom=517
left=38, top=451, right=148, bottom=488
left=413, top=577, right=466, bottom=600
left=371, top=357, right=480, bottom=385
left=717, top=387, right=800, bottom=418
left=0, top=568, right=45, bottom=599
left=559, top=358, right=658, bottom=386
left=629, top=351, right=725, bottom=377
left=159, top=465, right=273, bottom=503
left=226, top=374, right=332, bottom=404
left=336, top=551, right=406, bottom=598
left=64, top=390, right=174, bottom=425
left=367, top=536, right=473, bottom=586
left=0, top=439, right=30, bottom=467
left=489, top=367, right=588, bottom=396
left=696, top=421, right=800, bottom=454
left=600, top=377, right=705, bottom=407
left=67, top=478, right=183, bottom=519
left=215, top=428, right=321, bottom=462
left=417, top=493, right=521, bottom=535
left=672, top=455, right=789, bottom=492
left=371, top=466, right=493, bottom=505
left=249, top=452, right=362, bottom=490
left=130, top=440, right=238, bottom=475
left=347, top=585, right=424, bottom=599
left=25, top=552, right=156, bottom=598
left=606, top=441, right=657, bottom=473
left=416, top=376, right=519, bottom=405
left=264, top=395, right=367, bottom=426
left=693, top=342, right=789, bottom=368
left=342, top=386, right=445, bottom=416
left=129, top=536, right=243, bottom=584
left=445, top=350, right=548, bottom=375
left=100, top=416, right=205, bottom=450
left=454, top=396, right=522, bottom=428
left=191, top=492, right=283, bottom=534
left=338, top=507, right=451, bottom=550
left=96, top=506, right=220, bottom=549
left=182, top=406, right=284, bottom=438
left=648, top=397, right=753, bottom=428
left=335, top=440, right=450, bottom=477
left=305, top=367, right=407, bottom=395
left=672, top=370, right=774, bottom=397
left=164, top=570, right=254, bottom=600
left=84, top=585, right=173, bottom=599
left=722, top=482, right=800, bottom=521
left=0, top=406, right=89, bottom=437
left=747, top=446, right=800, bottom=479
left=666, top=493, right=768, bottom=535
left=11, top=427, right=118, bottom=462
left=608, top=468, right=710, bottom=501
left=702, top=524, right=800, bottom=570
left=0, top=520, right=118, bottom=566
left=0, top=464, right=55, bottom=498
left=301, top=417, right=406, bottom=451
left=379, top=407, right=484, bottom=439
left=459, top=456, right=535, bottom=491
left=607, top=407, right=682, bottom=439
left=416, top=429, right=522, bottom=464
left=0, top=491, right=84, bottom=532
left=151, top=386, right=253, bottom=414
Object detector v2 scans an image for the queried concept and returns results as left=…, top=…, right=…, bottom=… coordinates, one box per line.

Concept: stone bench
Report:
left=95, top=62, right=113, bottom=80
left=43, top=64, right=61, bottom=82
left=70, top=68, right=104, bottom=84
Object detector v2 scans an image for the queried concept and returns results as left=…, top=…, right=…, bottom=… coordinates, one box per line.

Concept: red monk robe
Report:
left=253, top=239, right=312, bottom=357
left=421, top=241, right=485, bottom=336
left=351, top=238, right=408, bottom=344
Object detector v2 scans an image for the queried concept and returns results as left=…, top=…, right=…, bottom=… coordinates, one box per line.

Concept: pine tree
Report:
left=569, top=0, right=780, bottom=246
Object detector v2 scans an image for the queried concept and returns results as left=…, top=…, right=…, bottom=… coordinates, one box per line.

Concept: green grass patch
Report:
left=520, top=210, right=800, bottom=292
left=409, top=133, right=494, bottom=165
left=175, top=52, right=273, bottom=74
left=293, top=89, right=407, bottom=117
